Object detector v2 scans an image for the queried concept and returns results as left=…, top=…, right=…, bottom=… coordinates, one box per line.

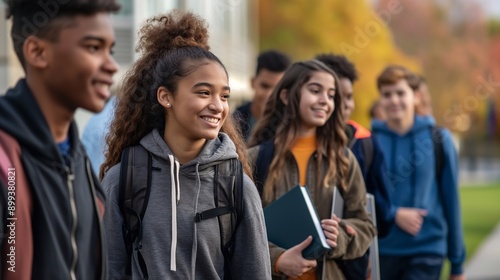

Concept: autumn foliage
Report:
left=259, top=0, right=500, bottom=140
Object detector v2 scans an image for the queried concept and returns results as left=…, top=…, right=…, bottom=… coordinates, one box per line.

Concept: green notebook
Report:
left=264, top=185, right=331, bottom=260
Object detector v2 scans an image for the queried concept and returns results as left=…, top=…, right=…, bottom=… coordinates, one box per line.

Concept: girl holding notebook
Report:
left=248, top=60, right=376, bottom=280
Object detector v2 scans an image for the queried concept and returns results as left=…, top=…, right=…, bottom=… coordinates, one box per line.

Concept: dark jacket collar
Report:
left=0, top=78, right=81, bottom=164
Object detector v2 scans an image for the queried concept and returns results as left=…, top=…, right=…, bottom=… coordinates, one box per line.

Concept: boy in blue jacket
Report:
left=372, top=65, right=465, bottom=280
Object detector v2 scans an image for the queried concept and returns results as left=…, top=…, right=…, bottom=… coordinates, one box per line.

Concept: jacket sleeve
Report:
left=101, top=165, right=129, bottom=280
left=439, top=129, right=465, bottom=275
left=328, top=150, right=377, bottom=260
left=367, top=135, right=396, bottom=238
left=229, top=174, right=272, bottom=279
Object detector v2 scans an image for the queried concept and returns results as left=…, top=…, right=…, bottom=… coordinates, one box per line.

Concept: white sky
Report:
left=475, top=0, right=500, bottom=19
left=368, top=0, right=500, bottom=19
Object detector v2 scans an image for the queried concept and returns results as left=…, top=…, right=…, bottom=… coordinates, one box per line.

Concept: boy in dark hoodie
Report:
left=0, top=1, right=120, bottom=279
left=233, top=50, right=291, bottom=142
left=372, top=65, right=465, bottom=280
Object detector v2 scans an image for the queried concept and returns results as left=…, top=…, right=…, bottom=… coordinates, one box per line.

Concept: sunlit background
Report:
left=1, top=1, right=499, bottom=279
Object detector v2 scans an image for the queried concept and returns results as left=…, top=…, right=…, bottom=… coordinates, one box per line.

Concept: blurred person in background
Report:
left=316, top=53, right=395, bottom=238
left=372, top=65, right=465, bottom=280
left=234, top=50, right=291, bottom=142
left=369, top=99, right=387, bottom=121
left=316, top=53, right=398, bottom=279
left=415, top=76, right=433, bottom=117
left=82, top=94, right=117, bottom=175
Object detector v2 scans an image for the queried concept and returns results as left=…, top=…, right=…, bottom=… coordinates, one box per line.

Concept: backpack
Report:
left=362, top=126, right=445, bottom=183
left=118, top=145, right=244, bottom=280
left=348, top=137, right=374, bottom=173
left=432, top=126, right=445, bottom=186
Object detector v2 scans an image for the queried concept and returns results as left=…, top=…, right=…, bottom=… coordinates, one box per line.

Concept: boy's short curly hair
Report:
left=255, top=50, right=291, bottom=75
left=315, top=53, right=358, bottom=83
left=4, top=0, right=121, bottom=67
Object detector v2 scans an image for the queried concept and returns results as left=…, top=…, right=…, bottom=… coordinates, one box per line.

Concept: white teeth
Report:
left=95, top=82, right=109, bottom=91
left=202, top=117, right=219, bottom=124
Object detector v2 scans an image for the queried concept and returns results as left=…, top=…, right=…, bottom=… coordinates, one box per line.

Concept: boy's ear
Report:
left=157, top=86, right=173, bottom=109
left=414, top=89, right=422, bottom=106
left=250, top=76, right=256, bottom=90
left=279, top=89, right=288, bottom=105
left=23, top=36, right=49, bottom=69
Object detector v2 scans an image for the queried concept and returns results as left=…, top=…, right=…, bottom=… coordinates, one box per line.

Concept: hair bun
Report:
left=136, top=10, right=210, bottom=57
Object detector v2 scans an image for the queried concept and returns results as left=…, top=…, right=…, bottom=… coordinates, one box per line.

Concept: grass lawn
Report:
left=440, top=183, right=500, bottom=279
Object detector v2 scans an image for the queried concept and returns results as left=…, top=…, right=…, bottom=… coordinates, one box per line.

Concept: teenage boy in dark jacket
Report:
left=316, top=53, right=396, bottom=237
left=234, top=50, right=291, bottom=142
left=0, top=1, right=120, bottom=279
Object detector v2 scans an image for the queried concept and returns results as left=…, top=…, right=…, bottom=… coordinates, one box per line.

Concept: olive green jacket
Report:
left=248, top=146, right=376, bottom=280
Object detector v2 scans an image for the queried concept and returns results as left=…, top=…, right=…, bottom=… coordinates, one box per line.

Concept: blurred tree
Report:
left=375, top=0, right=498, bottom=140
left=258, top=0, right=419, bottom=127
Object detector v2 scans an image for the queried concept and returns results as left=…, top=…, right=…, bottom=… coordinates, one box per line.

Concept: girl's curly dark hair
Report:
left=100, top=10, right=250, bottom=179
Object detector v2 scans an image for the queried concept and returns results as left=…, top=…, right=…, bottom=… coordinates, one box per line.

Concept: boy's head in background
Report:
left=415, top=76, right=433, bottom=116
left=250, top=50, right=291, bottom=119
left=376, top=65, right=421, bottom=126
left=315, top=53, right=358, bottom=121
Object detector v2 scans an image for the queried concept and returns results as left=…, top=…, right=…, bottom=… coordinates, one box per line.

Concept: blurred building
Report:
left=0, top=0, right=258, bottom=133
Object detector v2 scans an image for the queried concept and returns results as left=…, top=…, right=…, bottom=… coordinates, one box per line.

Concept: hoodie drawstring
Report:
left=168, top=155, right=180, bottom=271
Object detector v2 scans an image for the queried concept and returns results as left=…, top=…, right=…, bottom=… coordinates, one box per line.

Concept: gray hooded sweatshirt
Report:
left=103, top=129, right=272, bottom=279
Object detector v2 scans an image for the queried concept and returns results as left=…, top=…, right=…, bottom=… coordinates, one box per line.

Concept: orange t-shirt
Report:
left=289, top=135, right=317, bottom=280
left=291, top=135, right=317, bottom=186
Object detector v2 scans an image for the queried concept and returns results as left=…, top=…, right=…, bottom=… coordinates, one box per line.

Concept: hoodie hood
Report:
left=371, top=115, right=437, bottom=207
left=139, top=129, right=239, bottom=170
left=371, top=115, right=435, bottom=136
left=0, top=79, right=79, bottom=165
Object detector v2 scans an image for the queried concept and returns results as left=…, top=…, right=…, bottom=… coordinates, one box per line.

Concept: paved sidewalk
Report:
left=465, top=223, right=500, bottom=280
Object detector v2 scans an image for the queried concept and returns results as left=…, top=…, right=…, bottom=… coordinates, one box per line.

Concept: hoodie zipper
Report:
left=66, top=165, right=78, bottom=280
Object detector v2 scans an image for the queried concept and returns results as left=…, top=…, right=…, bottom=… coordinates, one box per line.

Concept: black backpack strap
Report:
left=348, top=137, right=358, bottom=149
left=195, top=158, right=244, bottom=280
left=254, top=140, right=275, bottom=196
left=361, top=137, right=374, bottom=172
left=432, top=126, right=445, bottom=188
left=118, top=146, right=152, bottom=279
